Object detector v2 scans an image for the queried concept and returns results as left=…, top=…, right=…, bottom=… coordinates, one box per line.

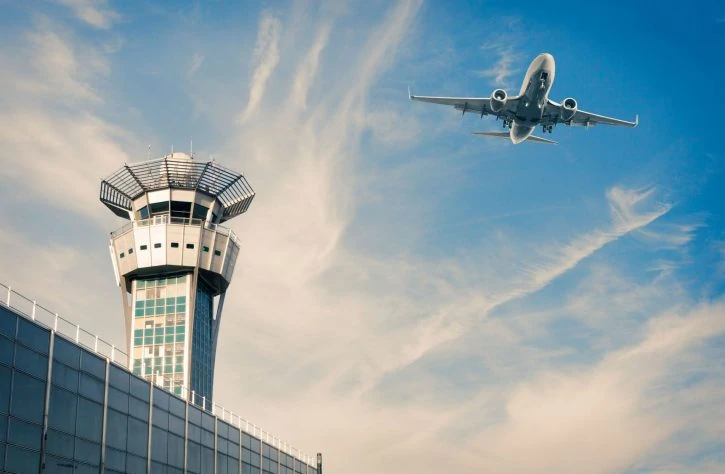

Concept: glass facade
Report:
left=191, top=282, right=214, bottom=405
left=131, top=275, right=189, bottom=397
left=0, top=304, right=318, bottom=474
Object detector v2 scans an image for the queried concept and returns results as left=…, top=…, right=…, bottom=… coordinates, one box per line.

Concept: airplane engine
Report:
left=490, top=89, right=507, bottom=113
left=560, top=97, right=577, bottom=121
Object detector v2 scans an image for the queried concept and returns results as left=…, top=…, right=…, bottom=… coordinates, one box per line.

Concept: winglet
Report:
left=408, top=85, right=412, bottom=100
left=634, top=114, right=639, bottom=127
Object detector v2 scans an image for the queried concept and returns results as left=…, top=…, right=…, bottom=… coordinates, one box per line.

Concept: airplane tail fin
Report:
left=473, top=131, right=558, bottom=145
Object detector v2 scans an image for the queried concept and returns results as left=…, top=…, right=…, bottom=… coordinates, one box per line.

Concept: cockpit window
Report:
left=540, top=72, right=549, bottom=80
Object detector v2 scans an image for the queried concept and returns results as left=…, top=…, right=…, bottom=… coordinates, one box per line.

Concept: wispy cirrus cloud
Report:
left=0, top=17, right=134, bottom=220
left=291, top=24, right=330, bottom=111
left=55, top=0, right=121, bottom=29
left=0, top=3, right=721, bottom=474
left=477, top=38, right=524, bottom=91
left=458, top=300, right=725, bottom=474
left=240, top=13, right=282, bottom=122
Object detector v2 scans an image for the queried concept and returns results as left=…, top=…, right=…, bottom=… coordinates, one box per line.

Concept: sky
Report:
left=0, top=0, right=724, bottom=472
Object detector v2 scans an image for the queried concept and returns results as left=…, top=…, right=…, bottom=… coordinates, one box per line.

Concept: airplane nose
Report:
left=540, top=52, right=555, bottom=68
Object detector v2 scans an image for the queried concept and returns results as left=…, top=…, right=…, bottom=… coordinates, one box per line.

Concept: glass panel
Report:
left=152, top=408, right=169, bottom=431
left=169, top=414, right=185, bottom=436
left=75, top=437, right=101, bottom=466
left=48, top=386, right=77, bottom=434
left=5, top=345, right=48, bottom=380
left=127, top=416, right=149, bottom=457
left=0, top=414, right=6, bottom=441
left=79, top=373, right=105, bottom=402
left=192, top=204, right=209, bottom=220
left=105, top=446, right=126, bottom=472
left=129, top=395, right=150, bottom=421
left=52, top=361, right=79, bottom=392
left=109, top=365, right=130, bottom=391
left=76, top=397, right=103, bottom=442
left=4, top=445, right=40, bottom=473
left=201, top=412, right=215, bottom=431
left=16, top=318, right=49, bottom=355
left=187, top=441, right=201, bottom=473
left=46, top=428, right=75, bottom=458
left=108, top=387, right=129, bottom=414
left=53, top=336, right=80, bottom=368
left=151, top=426, right=168, bottom=463
left=127, top=452, right=147, bottom=472
left=106, top=409, right=128, bottom=450
left=188, top=423, right=200, bottom=443
left=10, top=371, right=45, bottom=423
left=7, top=416, right=42, bottom=450
left=201, top=446, right=214, bottom=473
left=80, top=350, right=105, bottom=379
left=0, top=309, right=17, bottom=339
left=149, top=201, right=169, bottom=216
left=202, top=429, right=214, bottom=448
left=168, top=432, right=185, bottom=468
left=0, top=336, right=13, bottom=367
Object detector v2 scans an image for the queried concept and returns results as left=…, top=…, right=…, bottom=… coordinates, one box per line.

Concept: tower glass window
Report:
left=191, top=281, right=214, bottom=407
left=131, top=275, right=189, bottom=396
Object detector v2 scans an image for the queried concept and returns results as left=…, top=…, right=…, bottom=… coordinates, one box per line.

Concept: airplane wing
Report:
left=543, top=99, right=638, bottom=127
left=409, top=90, right=520, bottom=119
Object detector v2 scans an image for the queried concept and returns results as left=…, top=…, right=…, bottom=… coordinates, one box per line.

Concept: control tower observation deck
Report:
left=100, top=152, right=254, bottom=408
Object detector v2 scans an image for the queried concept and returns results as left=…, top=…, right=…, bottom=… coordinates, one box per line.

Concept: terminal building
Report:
left=0, top=152, right=321, bottom=473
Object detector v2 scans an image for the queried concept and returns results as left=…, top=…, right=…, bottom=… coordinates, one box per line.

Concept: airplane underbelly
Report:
left=516, top=96, right=545, bottom=124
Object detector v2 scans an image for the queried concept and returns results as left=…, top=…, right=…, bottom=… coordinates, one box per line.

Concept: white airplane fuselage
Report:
left=509, top=53, right=556, bottom=144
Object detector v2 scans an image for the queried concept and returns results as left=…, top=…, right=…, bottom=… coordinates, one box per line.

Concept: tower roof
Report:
left=100, top=153, right=255, bottom=222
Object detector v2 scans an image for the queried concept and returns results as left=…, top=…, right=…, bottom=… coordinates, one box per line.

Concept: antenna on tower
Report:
left=171, top=144, right=174, bottom=155
left=147, top=144, right=151, bottom=160
left=190, top=138, right=193, bottom=158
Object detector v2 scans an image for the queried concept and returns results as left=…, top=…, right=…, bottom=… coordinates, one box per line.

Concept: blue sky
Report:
left=0, top=1, right=724, bottom=473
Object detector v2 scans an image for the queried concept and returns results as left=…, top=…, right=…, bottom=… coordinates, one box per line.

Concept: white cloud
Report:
left=0, top=23, right=108, bottom=103
left=55, top=0, right=121, bottom=30
left=477, top=38, right=523, bottom=90
left=240, top=13, right=282, bottom=122
left=0, top=18, right=136, bottom=219
left=189, top=52, right=205, bottom=76
left=291, top=24, right=330, bottom=111
left=475, top=305, right=725, bottom=474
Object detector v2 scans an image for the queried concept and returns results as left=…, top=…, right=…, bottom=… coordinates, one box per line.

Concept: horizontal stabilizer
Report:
left=473, top=131, right=558, bottom=145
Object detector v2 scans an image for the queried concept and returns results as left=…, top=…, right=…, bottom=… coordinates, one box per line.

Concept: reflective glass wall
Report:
left=0, top=305, right=318, bottom=474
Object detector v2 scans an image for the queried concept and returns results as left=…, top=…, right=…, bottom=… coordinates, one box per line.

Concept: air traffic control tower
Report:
left=100, top=152, right=254, bottom=409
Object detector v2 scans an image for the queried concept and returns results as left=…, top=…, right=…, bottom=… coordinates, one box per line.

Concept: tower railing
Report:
left=110, top=215, right=242, bottom=246
left=0, top=282, right=315, bottom=467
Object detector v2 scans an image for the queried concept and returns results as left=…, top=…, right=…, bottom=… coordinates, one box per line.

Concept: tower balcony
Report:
left=109, top=214, right=240, bottom=295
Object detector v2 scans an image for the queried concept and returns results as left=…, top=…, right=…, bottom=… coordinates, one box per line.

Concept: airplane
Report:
left=409, top=52, right=638, bottom=145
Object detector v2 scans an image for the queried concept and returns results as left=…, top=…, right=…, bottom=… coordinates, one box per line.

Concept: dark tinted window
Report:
left=10, top=371, right=45, bottom=423
left=14, top=344, right=47, bottom=379
left=149, top=201, right=169, bottom=216
left=53, top=336, right=81, bottom=368
left=0, top=309, right=17, bottom=339
left=192, top=204, right=209, bottom=220
left=16, top=318, right=49, bottom=354
left=171, top=201, right=192, bottom=219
